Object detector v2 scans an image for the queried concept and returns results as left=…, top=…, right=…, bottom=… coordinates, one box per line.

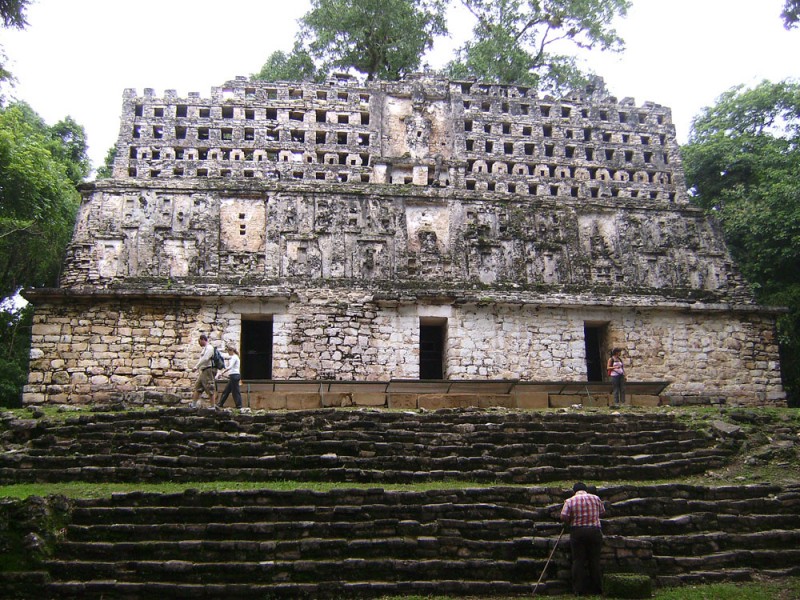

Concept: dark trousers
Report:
left=218, top=374, right=242, bottom=408
left=570, top=526, right=603, bottom=595
left=611, top=374, right=625, bottom=405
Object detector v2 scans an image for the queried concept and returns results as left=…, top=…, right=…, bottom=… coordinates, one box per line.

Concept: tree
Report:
left=0, top=102, right=87, bottom=299
left=253, top=43, right=322, bottom=82
left=0, top=303, right=31, bottom=406
left=681, top=80, right=800, bottom=406
left=298, top=0, right=447, bottom=81
left=95, top=145, right=117, bottom=179
left=0, top=0, right=30, bottom=82
left=447, top=0, right=630, bottom=91
left=783, top=0, right=800, bottom=28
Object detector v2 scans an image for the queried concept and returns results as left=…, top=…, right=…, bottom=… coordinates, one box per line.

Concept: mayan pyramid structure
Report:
left=23, top=74, right=785, bottom=406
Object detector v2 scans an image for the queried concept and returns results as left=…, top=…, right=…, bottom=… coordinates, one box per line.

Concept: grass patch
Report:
left=0, top=479, right=569, bottom=500
left=372, top=577, right=800, bottom=599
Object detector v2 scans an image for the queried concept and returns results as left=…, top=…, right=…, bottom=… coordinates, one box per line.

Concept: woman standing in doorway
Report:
left=607, top=348, right=625, bottom=405
left=217, top=344, right=243, bottom=409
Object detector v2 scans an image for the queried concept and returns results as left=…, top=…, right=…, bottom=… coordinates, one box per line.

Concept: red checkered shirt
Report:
left=560, top=490, right=605, bottom=527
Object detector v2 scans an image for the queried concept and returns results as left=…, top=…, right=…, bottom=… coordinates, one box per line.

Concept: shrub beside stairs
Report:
left=0, top=406, right=798, bottom=598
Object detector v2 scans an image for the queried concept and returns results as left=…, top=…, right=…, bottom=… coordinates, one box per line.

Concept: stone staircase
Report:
left=2, top=483, right=796, bottom=599
left=1, top=407, right=797, bottom=598
left=601, top=484, right=800, bottom=587
left=0, top=407, right=736, bottom=484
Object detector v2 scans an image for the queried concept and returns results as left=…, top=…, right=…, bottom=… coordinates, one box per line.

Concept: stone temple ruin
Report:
left=23, top=74, right=786, bottom=407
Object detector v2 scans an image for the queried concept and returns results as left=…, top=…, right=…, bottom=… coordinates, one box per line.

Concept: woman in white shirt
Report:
left=217, top=344, right=243, bottom=409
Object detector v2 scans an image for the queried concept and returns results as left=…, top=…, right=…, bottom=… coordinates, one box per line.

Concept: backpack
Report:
left=211, top=346, right=225, bottom=370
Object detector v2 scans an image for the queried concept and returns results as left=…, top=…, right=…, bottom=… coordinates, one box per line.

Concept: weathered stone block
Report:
left=351, top=393, right=387, bottom=407
left=418, top=394, right=481, bottom=410
left=285, top=393, right=322, bottom=410
left=513, top=391, right=549, bottom=409
left=32, top=324, right=62, bottom=336
left=388, top=393, right=418, bottom=409
left=477, top=394, right=514, bottom=408
left=248, top=392, right=287, bottom=410
left=584, top=393, right=611, bottom=408
left=549, top=394, right=584, bottom=408
left=630, top=394, right=661, bottom=407
left=321, top=392, right=349, bottom=408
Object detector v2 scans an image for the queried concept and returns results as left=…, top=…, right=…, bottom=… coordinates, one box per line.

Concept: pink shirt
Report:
left=561, top=490, right=605, bottom=527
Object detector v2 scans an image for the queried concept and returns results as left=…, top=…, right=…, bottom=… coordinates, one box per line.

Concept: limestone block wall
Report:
left=23, top=293, right=783, bottom=406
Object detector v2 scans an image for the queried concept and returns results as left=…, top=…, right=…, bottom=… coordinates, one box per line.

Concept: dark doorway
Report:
left=241, top=319, right=273, bottom=380
left=584, top=323, right=606, bottom=382
left=420, top=319, right=446, bottom=380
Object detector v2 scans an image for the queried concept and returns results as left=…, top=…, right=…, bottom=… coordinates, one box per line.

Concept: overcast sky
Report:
left=1, top=0, right=798, bottom=172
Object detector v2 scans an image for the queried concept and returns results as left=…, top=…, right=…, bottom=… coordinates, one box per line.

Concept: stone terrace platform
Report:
left=210, top=379, right=672, bottom=411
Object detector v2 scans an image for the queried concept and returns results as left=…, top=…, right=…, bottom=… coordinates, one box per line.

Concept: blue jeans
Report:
left=611, top=375, right=625, bottom=405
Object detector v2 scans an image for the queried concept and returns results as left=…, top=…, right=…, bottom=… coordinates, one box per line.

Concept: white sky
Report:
left=1, top=0, right=798, bottom=172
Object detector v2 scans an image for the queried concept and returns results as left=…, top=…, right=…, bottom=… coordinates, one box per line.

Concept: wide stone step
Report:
left=29, top=420, right=697, bottom=441
left=45, top=578, right=553, bottom=600
left=55, top=535, right=542, bottom=562
left=655, top=567, right=756, bottom=588
left=0, top=453, right=725, bottom=485
left=638, top=529, right=800, bottom=554
left=608, top=495, right=800, bottom=517
left=43, top=557, right=541, bottom=585
left=69, top=502, right=530, bottom=526
left=65, top=517, right=537, bottom=543
left=24, top=434, right=718, bottom=462
left=33, top=429, right=692, bottom=449
left=5, top=443, right=729, bottom=472
left=653, top=548, right=800, bottom=575
left=604, top=513, right=800, bottom=535
left=602, top=483, right=791, bottom=502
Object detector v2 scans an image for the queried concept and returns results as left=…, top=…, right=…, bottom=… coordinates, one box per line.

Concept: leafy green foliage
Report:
left=447, top=0, right=630, bottom=91
left=0, top=0, right=28, bottom=28
left=0, top=102, right=87, bottom=299
left=0, top=304, right=31, bottom=407
left=253, top=43, right=323, bottom=83
left=298, top=0, right=447, bottom=81
left=783, top=0, right=800, bottom=28
left=95, top=145, right=117, bottom=179
left=0, top=0, right=30, bottom=82
left=681, top=80, right=800, bottom=406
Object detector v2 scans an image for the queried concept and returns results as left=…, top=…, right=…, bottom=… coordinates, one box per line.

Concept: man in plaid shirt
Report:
left=560, top=482, right=605, bottom=595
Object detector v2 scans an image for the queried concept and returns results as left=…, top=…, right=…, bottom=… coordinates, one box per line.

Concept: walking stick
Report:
left=532, top=525, right=565, bottom=597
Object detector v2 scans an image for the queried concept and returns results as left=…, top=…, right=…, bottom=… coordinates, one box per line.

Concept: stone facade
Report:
left=23, top=74, right=785, bottom=406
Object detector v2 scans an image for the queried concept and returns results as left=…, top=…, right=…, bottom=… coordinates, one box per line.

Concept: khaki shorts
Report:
left=194, top=368, right=216, bottom=395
